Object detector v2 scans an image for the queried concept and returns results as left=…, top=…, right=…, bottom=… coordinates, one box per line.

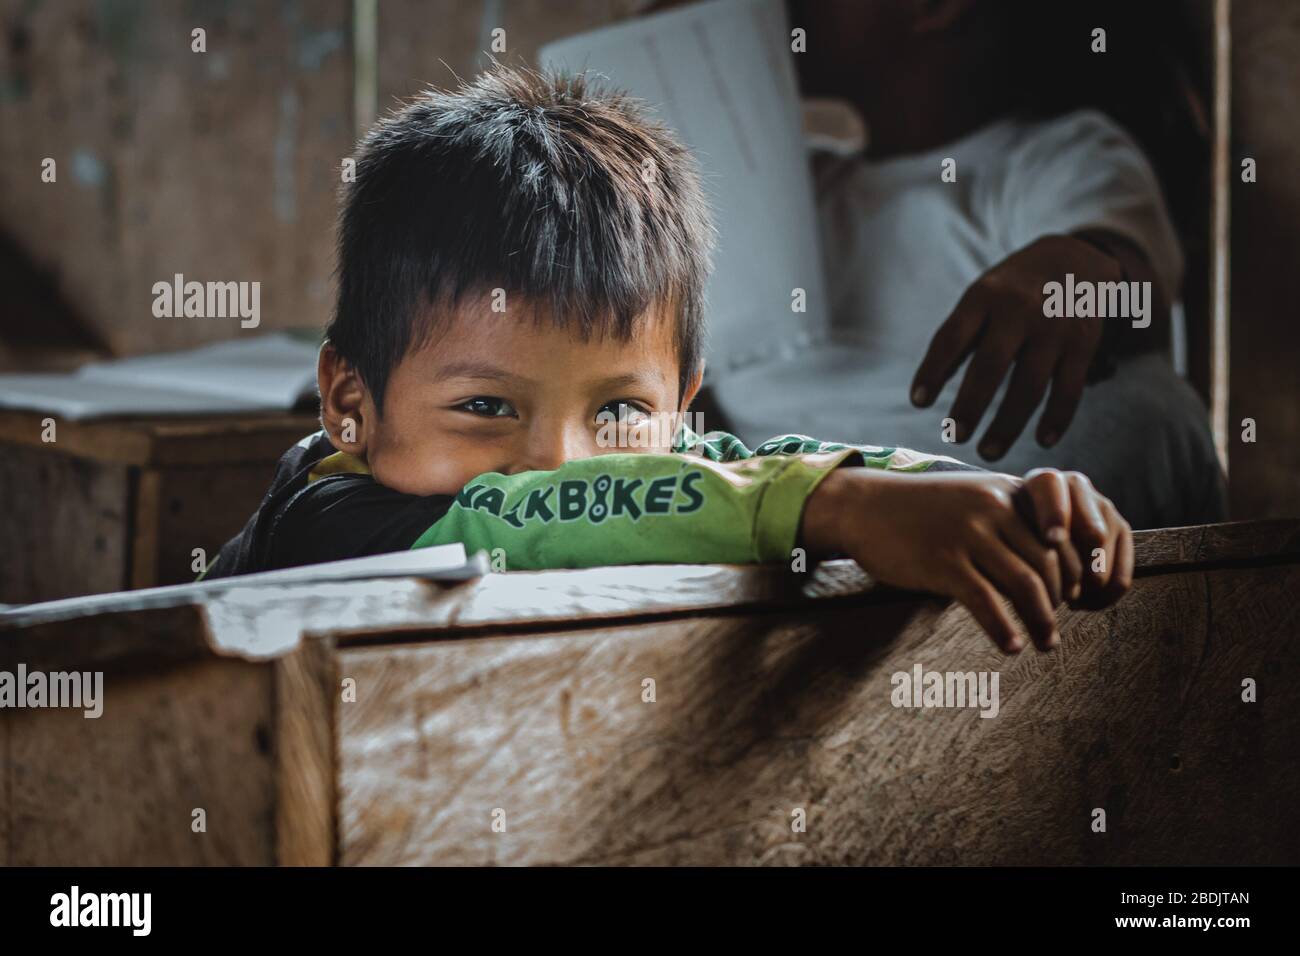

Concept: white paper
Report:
left=540, top=0, right=830, bottom=376
left=0, top=375, right=277, bottom=419
left=0, top=332, right=320, bottom=419
left=0, top=543, right=487, bottom=629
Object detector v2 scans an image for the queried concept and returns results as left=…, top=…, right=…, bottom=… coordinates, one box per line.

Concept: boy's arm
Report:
left=266, top=439, right=1130, bottom=655
left=801, top=465, right=1131, bottom=655
left=410, top=449, right=857, bottom=569
left=415, top=447, right=1131, bottom=654
left=410, top=428, right=978, bottom=568
left=682, top=428, right=982, bottom=473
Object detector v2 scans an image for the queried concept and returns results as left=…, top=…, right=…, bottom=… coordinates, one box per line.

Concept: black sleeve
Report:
left=264, top=474, right=456, bottom=571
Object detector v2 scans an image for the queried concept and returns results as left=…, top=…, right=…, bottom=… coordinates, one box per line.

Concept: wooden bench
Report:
left=2, top=519, right=1297, bottom=866
left=0, top=410, right=318, bottom=603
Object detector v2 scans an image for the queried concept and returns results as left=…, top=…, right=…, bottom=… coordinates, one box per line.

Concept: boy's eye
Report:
left=598, top=400, right=651, bottom=425
left=458, top=396, right=518, bottom=418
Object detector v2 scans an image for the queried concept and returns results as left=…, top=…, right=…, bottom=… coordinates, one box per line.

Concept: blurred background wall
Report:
left=1228, top=0, right=1300, bottom=520
left=0, top=0, right=1296, bottom=518
left=0, top=0, right=644, bottom=365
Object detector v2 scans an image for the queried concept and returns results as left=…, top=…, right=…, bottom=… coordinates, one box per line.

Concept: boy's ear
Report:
left=318, top=342, right=371, bottom=453
left=679, top=362, right=705, bottom=411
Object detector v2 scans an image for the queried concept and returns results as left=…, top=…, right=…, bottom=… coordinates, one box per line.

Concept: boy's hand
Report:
left=801, top=467, right=1132, bottom=653
left=1014, top=467, right=1134, bottom=611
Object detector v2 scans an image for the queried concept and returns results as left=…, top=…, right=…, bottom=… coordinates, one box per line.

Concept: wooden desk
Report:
left=1, top=520, right=1297, bottom=866
left=0, top=410, right=318, bottom=603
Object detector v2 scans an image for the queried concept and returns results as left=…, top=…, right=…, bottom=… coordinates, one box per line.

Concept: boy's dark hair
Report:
left=327, top=64, right=714, bottom=412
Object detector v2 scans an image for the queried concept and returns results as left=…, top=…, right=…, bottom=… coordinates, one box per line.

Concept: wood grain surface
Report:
left=337, top=562, right=1299, bottom=865
left=1, top=656, right=274, bottom=865
left=2, top=520, right=1296, bottom=866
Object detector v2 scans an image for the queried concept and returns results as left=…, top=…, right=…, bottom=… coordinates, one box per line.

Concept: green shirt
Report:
left=410, top=428, right=970, bottom=569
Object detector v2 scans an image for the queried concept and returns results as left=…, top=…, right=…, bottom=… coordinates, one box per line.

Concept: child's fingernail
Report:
left=1070, top=583, right=1082, bottom=601
left=1044, top=630, right=1060, bottom=649
left=1046, top=526, right=1067, bottom=545
left=911, top=385, right=929, bottom=406
left=1006, top=634, right=1024, bottom=653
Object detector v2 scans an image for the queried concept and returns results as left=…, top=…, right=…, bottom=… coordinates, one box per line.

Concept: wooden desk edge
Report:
left=1, top=519, right=1297, bottom=670
left=0, top=409, right=320, bottom=466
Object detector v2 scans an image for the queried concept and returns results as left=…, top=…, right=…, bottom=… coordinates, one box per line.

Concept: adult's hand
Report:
left=909, top=234, right=1126, bottom=461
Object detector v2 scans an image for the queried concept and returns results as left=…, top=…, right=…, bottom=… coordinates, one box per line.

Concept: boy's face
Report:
left=319, top=298, right=701, bottom=496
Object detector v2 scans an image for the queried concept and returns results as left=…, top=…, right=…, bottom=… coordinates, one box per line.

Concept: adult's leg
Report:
left=994, top=352, right=1226, bottom=529
left=710, top=348, right=1225, bottom=529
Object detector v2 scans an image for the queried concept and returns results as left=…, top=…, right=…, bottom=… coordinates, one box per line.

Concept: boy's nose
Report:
left=512, top=424, right=596, bottom=474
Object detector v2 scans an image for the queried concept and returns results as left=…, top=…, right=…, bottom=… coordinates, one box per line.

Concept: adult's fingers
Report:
left=948, top=335, right=1020, bottom=445
left=911, top=289, right=986, bottom=409
left=978, top=344, right=1057, bottom=460
left=1036, top=351, right=1089, bottom=448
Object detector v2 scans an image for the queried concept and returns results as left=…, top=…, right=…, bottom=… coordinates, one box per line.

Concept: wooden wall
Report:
left=374, top=0, right=638, bottom=107
left=0, top=0, right=353, bottom=357
left=1228, top=0, right=1300, bottom=518
left=0, top=1, right=641, bottom=364
left=2, top=0, right=1297, bottom=518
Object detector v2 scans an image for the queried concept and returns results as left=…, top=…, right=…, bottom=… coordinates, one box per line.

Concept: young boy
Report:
left=206, top=66, right=1132, bottom=655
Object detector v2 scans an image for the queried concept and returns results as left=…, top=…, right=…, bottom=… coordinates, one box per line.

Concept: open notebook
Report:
left=0, top=331, right=321, bottom=420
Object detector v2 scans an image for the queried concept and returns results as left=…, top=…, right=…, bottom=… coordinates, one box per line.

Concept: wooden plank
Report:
left=0, top=442, right=130, bottom=603
left=0, top=519, right=1294, bottom=866
left=1229, top=0, right=1300, bottom=516
left=336, top=561, right=1299, bottom=865
left=6, top=522, right=1297, bottom=660
left=1210, top=0, right=1230, bottom=467
left=374, top=0, right=633, bottom=107
left=1, top=656, right=276, bottom=866
left=0, top=604, right=216, bottom=673
left=0, top=410, right=318, bottom=467
left=273, top=636, right=338, bottom=866
left=129, top=467, right=163, bottom=589
left=0, top=0, right=353, bottom=357
left=0, top=411, right=316, bottom=600
left=1129, top=518, right=1300, bottom=569
left=130, top=462, right=292, bottom=588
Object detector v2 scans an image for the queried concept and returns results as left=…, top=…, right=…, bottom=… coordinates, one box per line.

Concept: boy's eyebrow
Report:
left=436, top=363, right=666, bottom=393
left=590, top=371, right=666, bottom=392
left=436, top=360, right=538, bottom=386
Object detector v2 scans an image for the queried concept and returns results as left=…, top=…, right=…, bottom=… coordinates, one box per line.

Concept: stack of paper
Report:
left=0, top=332, right=321, bottom=420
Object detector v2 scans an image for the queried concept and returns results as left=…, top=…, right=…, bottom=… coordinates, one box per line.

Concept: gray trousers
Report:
left=709, top=348, right=1226, bottom=530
